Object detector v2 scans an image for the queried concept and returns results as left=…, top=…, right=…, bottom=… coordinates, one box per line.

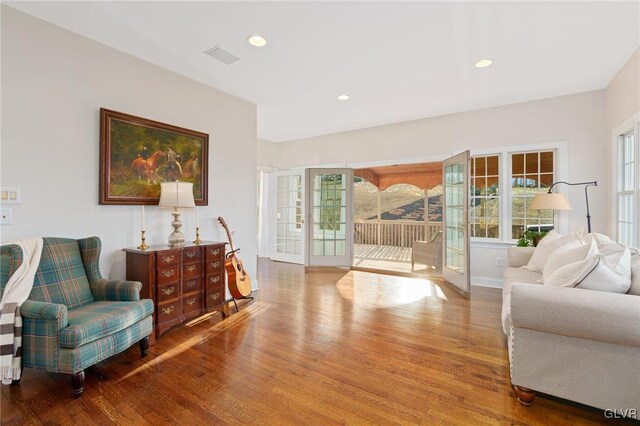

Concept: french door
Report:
left=442, top=151, right=471, bottom=294
left=270, top=171, right=305, bottom=264
left=306, top=168, right=353, bottom=267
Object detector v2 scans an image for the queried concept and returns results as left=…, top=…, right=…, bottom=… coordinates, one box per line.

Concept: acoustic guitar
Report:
left=217, top=217, right=252, bottom=299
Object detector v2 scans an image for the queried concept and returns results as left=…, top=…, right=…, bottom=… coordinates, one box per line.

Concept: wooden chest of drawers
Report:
left=124, top=241, right=227, bottom=341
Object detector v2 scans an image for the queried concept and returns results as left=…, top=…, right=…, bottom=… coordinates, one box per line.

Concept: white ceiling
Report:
left=7, top=1, right=639, bottom=142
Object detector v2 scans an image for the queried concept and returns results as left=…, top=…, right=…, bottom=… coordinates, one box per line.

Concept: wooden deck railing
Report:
left=354, top=220, right=443, bottom=248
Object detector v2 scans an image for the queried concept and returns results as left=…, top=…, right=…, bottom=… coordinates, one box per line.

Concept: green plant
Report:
left=517, top=230, right=549, bottom=247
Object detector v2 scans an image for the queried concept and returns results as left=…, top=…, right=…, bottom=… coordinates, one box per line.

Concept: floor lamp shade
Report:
left=529, top=180, right=597, bottom=233
left=529, top=193, right=572, bottom=210
left=158, top=182, right=196, bottom=209
left=158, top=182, right=195, bottom=247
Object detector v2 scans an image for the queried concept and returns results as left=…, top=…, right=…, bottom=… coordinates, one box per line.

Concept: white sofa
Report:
left=502, top=246, right=640, bottom=411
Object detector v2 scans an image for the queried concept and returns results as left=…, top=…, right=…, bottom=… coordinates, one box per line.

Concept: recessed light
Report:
left=475, top=59, right=493, bottom=68
left=247, top=35, right=267, bottom=47
left=337, top=94, right=350, bottom=101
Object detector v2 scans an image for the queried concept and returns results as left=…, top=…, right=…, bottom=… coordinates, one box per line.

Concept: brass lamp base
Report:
left=168, top=209, right=185, bottom=247
left=138, top=230, right=148, bottom=251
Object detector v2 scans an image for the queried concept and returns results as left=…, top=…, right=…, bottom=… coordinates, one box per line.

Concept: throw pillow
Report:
left=545, top=253, right=599, bottom=287
left=585, top=233, right=624, bottom=254
left=577, top=247, right=632, bottom=294
left=542, top=239, right=598, bottom=284
left=524, top=231, right=585, bottom=272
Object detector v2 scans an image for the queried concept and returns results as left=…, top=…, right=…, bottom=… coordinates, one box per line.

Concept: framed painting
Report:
left=99, top=108, right=208, bottom=205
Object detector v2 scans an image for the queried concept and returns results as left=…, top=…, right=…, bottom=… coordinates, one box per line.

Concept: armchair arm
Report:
left=507, top=247, right=535, bottom=268
left=510, top=283, right=640, bottom=347
left=20, top=300, right=68, bottom=330
left=90, top=278, right=142, bottom=301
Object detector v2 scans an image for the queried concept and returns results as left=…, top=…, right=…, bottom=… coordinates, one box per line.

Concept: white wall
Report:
left=606, top=48, right=639, bottom=136
left=257, top=138, right=280, bottom=168
left=268, top=90, right=608, bottom=286
left=605, top=48, right=640, bottom=239
left=0, top=7, right=258, bottom=285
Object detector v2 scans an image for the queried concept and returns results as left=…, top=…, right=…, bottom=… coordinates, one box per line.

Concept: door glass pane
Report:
left=312, top=173, right=347, bottom=257
left=276, top=175, right=303, bottom=256
left=444, top=164, right=465, bottom=274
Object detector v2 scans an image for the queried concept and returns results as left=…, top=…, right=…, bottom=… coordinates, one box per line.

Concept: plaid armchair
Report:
left=0, top=237, right=153, bottom=396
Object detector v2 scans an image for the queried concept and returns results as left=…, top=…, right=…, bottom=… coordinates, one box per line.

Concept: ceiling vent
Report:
left=204, top=46, right=240, bottom=65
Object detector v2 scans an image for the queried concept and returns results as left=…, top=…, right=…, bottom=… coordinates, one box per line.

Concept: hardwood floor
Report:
left=1, top=260, right=622, bottom=425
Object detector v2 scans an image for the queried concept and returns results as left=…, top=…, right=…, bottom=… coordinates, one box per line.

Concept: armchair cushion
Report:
left=60, top=300, right=153, bottom=349
left=90, top=279, right=142, bottom=302
left=30, top=238, right=95, bottom=309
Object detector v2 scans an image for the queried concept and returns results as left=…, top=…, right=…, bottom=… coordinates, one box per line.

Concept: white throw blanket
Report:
left=0, top=238, right=43, bottom=384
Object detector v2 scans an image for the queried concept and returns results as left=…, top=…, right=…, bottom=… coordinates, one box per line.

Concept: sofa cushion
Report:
left=630, top=253, right=640, bottom=296
left=30, top=238, right=95, bottom=309
left=504, top=267, right=542, bottom=286
left=60, top=300, right=153, bottom=349
left=525, top=231, right=585, bottom=272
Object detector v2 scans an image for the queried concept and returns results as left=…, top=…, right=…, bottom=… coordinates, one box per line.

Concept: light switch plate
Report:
left=0, top=208, right=12, bottom=225
left=0, top=188, right=20, bottom=204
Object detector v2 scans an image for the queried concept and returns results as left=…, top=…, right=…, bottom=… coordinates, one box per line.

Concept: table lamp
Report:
left=530, top=180, right=597, bottom=233
left=158, top=181, right=196, bottom=247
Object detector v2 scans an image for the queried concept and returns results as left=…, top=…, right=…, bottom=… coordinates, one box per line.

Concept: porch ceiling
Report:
left=355, top=162, right=442, bottom=191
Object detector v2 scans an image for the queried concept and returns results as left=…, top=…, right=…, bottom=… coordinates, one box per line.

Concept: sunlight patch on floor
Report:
left=336, top=270, right=447, bottom=308
left=118, top=301, right=274, bottom=381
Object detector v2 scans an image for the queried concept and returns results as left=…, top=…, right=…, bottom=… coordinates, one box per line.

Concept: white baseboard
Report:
left=471, top=276, right=503, bottom=289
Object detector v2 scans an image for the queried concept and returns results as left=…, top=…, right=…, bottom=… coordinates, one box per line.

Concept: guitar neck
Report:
left=218, top=217, right=236, bottom=252
left=226, top=230, right=236, bottom=253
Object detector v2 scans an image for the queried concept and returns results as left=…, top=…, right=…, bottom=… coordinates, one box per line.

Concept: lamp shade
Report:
left=529, top=192, right=572, bottom=210
left=158, top=182, right=196, bottom=209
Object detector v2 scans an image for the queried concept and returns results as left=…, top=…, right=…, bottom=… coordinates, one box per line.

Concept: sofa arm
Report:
left=510, top=283, right=640, bottom=347
left=20, top=300, right=68, bottom=330
left=507, top=247, right=535, bottom=268
left=90, top=278, right=142, bottom=301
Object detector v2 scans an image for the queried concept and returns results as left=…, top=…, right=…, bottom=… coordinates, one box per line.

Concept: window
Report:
left=470, top=155, right=500, bottom=238
left=617, top=129, right=638, bottom=246
left=510, top=151, right=555, bottom=239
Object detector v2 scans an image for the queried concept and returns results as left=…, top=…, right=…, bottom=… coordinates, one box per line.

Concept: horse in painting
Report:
left=130, top=150, right=166, bottom=184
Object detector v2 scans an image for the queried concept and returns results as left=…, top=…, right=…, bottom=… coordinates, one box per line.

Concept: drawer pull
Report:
left=161, top=306, right=175, bottom=315
left=186, top=265, right=197, bottom=273
left=186, top=251, right=198, bottom=258
left=161, top=269, right=175, bottom=278
left=162, top=255, right=175, bottom=264
left=186, top=297, right=196, bottom=306
left=210, top=249, right=220, bottom=256
left=161, top=287, right=175, bottom=296
left=209, top=292, right=220, bottom=301
left=210, top=261, right=220, bottom=269
left=186, top=280, right=198, bottom=289
left=210, top=275, right=220, bottom=284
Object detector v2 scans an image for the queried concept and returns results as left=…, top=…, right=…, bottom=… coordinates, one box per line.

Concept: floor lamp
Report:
left=530, top=181, right=597, bottom=233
